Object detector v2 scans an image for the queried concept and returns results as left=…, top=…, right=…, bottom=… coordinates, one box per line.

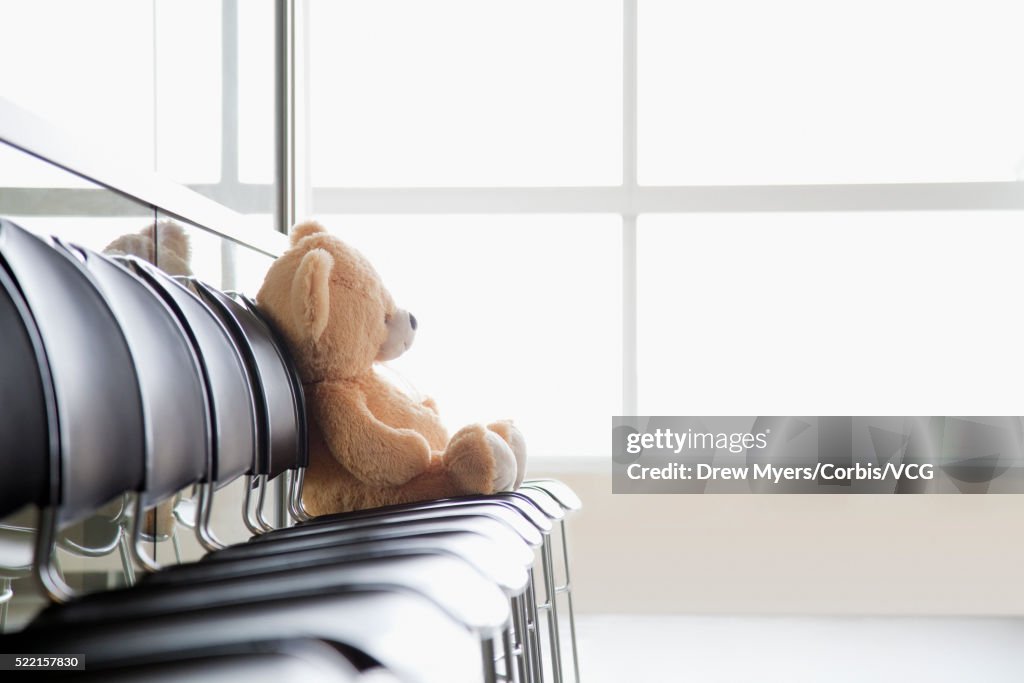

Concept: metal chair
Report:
left=0, top=219, right=145, bottom=605
left=57, top=242, right=210, bottom=575
left=0, top=245, right=53, bottom=629
left=14, top=591, right=482, bottom=683
left=1, top=223, right=584, bottom=682
left=118, top=257, right=258, bottom=549
left=521, top=480, right=583, bottom=683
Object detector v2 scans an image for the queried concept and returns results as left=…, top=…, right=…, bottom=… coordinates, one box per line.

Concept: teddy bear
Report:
left=256, top=221, right=527, bottom=514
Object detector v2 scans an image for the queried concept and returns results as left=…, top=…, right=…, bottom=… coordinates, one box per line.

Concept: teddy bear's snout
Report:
left=377, top=308, right=417, bottom=362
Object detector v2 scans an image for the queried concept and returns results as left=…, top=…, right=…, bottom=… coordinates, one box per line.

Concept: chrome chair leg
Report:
left=117, top=531, right=137, bottom=586
left=171, top=527, right=183, bottom=564
left=540, top=537, right=564, bottom=683
left=482, top=637, right=498, bottom=683
left=501, top=624, right=518, bottom=682
left=0, top=577, right=12, bottom=632
left=559, top=519, right=581, bottom=683
left=525, top=481, right=583, bottom=682
left=511, top=595, right=531, bottom=683
left=526, top=568, right=545, bottom=683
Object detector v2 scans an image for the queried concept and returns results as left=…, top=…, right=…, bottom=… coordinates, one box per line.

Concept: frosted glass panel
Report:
left=638, top=213, right=1024, bottom=415
left=309, top=0, right=622, bottom=187
left=317, top=215, right=622, bottom=456
left=0, top=142, right=154, bottom=250
left=0, top=140, right=94, bottom=188
left=639, top=0, right=1024, bottom=185
left=157, top=214, right=275, bottom=295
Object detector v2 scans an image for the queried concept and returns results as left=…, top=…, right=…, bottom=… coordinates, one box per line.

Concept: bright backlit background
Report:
left=4, top=0, right=1024, bottom=459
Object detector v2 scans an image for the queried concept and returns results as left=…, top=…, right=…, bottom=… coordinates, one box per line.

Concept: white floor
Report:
left=572, top=615, right=1024, bottom=683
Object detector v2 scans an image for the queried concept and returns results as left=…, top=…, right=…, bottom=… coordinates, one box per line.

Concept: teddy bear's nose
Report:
left=409, top=313, right=418, bottom=330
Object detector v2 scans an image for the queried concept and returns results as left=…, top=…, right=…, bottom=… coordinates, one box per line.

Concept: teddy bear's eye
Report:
left=384, top=313, right=392, bottom=324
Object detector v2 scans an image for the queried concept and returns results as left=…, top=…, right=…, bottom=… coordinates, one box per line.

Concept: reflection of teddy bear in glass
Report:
left=103, top=219, right=193, bottom=277
left=256, top=221, right=527, bottom=515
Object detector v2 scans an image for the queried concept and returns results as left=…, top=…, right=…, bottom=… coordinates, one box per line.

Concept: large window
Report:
left=306, top=0, right=1024, bottom=458
left=5, top=1, right=1024, bottom=458
left=639, top=0, right=1024, bottom=185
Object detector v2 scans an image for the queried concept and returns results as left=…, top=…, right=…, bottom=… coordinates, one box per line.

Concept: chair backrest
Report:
left=192, top=281, right=302, bottom=479
left=121, top=259, right=257, bottom=487
left=63, top=243, right=210, bottom=508
left=237, top=293, right=309, bottom=470
left=0, top=219, right=144, bottom=526
left=0, top=258, right=54, bottom=518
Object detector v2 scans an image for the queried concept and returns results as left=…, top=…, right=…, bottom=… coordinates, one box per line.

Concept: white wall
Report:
left=535, top=465, right=1024, bottom=616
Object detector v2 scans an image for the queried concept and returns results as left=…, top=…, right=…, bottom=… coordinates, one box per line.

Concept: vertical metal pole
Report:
left=275, top=0, right=296, bottom=237
left=220, top=0, right=240, bottom=290
left=294, top=0, right=312, bottom=218
left=222, top=0, right=240, bottom=191
left=622, top=0, right=639, bottom=417
left=273, top=0, right=297, bottom=528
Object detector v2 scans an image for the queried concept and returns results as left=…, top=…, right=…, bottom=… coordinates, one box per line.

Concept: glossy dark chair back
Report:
left=237, top=293, right=308, bottom=470
left=122, top=259, right=257, bottom=487
left=63, top=244, right=210, bottom=508
left=0, top=219, right=144, bottom=527
left=192, top=281, right=302, bottom=479
left=0, top=258, right=54, bottom=518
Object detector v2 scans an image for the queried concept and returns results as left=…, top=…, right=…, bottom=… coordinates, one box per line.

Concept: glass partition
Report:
left=0, top=141, right=278, bottom=628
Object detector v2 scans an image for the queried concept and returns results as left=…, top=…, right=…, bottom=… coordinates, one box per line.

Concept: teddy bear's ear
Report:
left=290, top=220, right=327, bottom=246
left=291, top=248, right=334, bottom=343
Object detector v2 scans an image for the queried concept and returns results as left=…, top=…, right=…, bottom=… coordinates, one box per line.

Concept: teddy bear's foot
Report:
left=446, top=424, right=517, bottom=494
left=487, top=420, right=527, bottom=489
left=484, top=430, right=518, bottom=492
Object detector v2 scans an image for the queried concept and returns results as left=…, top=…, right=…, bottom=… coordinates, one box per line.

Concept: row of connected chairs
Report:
left=0, top=218, right=581, bottom=683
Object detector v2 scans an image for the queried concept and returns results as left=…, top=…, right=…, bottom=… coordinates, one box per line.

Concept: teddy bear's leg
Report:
left=487, top=420, right=527, bottom=489
left=444, top=424, right=517, bottom=494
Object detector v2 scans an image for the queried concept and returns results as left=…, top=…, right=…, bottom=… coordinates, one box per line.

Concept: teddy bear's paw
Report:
left=484, top=430, right=518, bottom=492
left=488, top=420, right=527, bottom=489
left=445, top=424, right=515, bottom=494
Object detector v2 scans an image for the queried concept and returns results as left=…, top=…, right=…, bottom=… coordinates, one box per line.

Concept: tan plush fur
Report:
left=257, top=221, right=526, bottom=514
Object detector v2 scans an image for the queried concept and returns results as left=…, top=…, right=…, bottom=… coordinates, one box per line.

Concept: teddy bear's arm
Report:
left=312, top=384, right=433, bottom=487
left=365, top=377, right=448, bottom=450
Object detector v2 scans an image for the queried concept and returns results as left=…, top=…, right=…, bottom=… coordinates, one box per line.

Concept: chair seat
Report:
left=254, top=501, right=545, bottom=547
left=289, top=494, right=554, bottom=534
left=5, top=591, right=479, bottom=683
left=207, top=514, right=532, bottom=564
left=142, top=530, right=529, bottom=595
left=30, top=553, right=510, bottom=637
left=72, top=638, right=367, bottom=683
